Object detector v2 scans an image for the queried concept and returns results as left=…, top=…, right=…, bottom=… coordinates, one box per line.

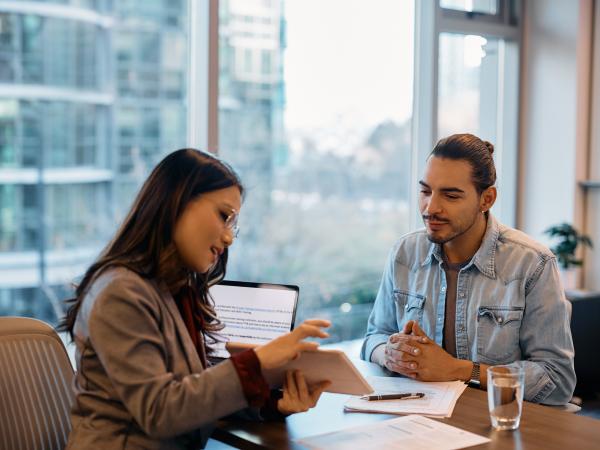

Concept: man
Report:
left=361, top=133, right=575, bottom=405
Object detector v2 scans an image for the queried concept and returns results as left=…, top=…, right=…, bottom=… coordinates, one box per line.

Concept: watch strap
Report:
left=469, top=361, right=481, bottom=387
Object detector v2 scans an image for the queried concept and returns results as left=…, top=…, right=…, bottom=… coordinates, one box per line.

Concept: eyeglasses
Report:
left=224, top=209, right=240, bottom=238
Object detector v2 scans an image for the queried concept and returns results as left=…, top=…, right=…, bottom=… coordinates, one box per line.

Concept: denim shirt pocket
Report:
left=476, top=306, right=523, bottom=363
left=393, top=290, right=426, bottom=326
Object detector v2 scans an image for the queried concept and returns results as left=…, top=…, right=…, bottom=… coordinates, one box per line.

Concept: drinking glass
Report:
left=487, top=363, right=525, bottom=431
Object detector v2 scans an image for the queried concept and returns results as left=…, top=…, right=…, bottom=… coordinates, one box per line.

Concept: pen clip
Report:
left=401, top=394, right=423, bottom=400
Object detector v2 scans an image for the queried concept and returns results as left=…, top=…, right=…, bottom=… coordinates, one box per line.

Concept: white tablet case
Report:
left=260, top=348, right=374, bottom=396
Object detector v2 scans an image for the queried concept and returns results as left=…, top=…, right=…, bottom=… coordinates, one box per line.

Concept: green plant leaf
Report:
left=545, top=222, right=593, bottom=269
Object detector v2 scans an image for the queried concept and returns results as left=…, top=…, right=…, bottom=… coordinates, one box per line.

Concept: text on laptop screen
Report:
left=209, top=282, right=298, bottom=358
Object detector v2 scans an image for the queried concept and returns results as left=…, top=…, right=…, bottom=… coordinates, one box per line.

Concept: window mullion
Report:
left=188, top=0, right=218, bottom=152
left=410, top=0, right=438, bottom=230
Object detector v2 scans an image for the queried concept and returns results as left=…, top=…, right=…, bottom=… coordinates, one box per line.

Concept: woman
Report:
left=61, top=149, right=331, bottom=449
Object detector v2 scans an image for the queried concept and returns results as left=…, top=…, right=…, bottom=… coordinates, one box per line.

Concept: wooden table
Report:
left=213, top=357, right=600, bottom=449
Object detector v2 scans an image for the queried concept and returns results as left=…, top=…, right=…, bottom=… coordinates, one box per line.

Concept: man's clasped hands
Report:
left=383, top=320, right=469, bottom=382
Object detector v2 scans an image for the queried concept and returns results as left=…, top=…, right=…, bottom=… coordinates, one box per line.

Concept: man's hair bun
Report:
left=483, top=141, right=494, bottom=155
left=430, top=133, right=497, bottom=193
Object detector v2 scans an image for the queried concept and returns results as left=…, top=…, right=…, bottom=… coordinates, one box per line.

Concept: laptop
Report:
left=208, top=280, right=299, bottom=359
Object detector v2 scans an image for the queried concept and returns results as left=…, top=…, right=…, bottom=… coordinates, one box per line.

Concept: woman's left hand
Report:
left=277, top=370, right=330, bottom=415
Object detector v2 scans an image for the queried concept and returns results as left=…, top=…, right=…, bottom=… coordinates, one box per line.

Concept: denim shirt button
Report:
left=497, top=317, right=504, bottom=323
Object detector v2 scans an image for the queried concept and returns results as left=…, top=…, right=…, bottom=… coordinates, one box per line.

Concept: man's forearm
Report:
left=478, top=362, right=489, bottom=388
left=453, top=359, right=489, bottom=388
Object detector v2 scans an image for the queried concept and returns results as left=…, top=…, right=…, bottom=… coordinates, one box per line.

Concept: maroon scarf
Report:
left=175, top=286, right=208, bottom=369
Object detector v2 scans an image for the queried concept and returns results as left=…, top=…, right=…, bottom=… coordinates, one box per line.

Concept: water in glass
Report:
left=488, top=376, right=523, bottom=430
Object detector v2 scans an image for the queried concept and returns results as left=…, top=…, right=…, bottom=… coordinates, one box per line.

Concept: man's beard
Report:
left=427, top=234, right=451, bottom=244
left=423, top=212, right=479, bottom=245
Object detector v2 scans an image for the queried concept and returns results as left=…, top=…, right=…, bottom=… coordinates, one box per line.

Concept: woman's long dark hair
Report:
left=59, top=149, right=244, bottom=341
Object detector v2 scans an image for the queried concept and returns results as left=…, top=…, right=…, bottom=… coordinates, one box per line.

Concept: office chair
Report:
left=0, top=317, right=75, bottom=450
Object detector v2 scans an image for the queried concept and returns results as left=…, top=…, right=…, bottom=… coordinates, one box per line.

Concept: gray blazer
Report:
left=66, top=267, right=249, bottom=449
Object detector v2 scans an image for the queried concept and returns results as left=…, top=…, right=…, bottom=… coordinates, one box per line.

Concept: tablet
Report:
left=227, top=343, right=374, bottom=396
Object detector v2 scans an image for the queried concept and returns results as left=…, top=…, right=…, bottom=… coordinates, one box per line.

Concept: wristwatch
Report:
left=469, top=361, right=481, bottom=387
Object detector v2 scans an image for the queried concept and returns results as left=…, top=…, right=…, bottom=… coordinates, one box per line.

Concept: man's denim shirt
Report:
left=361, top=214, right=576, bottom=405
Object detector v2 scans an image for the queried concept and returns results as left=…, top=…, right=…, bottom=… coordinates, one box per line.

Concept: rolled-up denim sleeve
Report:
left=361, top=244, right=400, bottom=362
left=520, top=257, right=576, bottom=405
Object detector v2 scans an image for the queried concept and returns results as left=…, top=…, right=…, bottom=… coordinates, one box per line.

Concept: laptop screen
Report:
left=209, top=280, right=299, bottom=358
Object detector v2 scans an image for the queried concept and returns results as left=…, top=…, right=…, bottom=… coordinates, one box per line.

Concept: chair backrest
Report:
left=0, top=317, right=75, bottom=450
left=569, top=294, right=600, bottom=389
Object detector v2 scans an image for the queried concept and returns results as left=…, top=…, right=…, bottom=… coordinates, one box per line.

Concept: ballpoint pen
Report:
left=360, top=392, right=425, bottom=401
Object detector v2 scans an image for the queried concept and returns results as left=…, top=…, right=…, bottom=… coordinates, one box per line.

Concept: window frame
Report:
left=188, top=0, right=218, bottom=151
left=439, top=0, right=519, bottom=29
left=411, top=0, right=522, bottom=228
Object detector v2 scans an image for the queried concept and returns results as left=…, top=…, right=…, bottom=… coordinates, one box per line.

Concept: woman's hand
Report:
left=254, top=319, right=331, bottom=370
left=277, top=370, right=331, bottom=415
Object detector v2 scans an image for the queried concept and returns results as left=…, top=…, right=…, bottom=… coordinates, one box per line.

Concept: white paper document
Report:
left=295, top=414, right=490, bottom=450
left=344, top=376, right=467, bottom=418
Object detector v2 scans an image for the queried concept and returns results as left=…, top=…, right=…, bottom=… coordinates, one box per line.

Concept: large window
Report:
left=218, top=0, right=415, bottom=342
left=0, top=0, right=521, bottom=340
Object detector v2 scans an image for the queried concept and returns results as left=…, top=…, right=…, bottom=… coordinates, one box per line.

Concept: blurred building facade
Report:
left=218, top=0, right=286, bottom=241
left=0, top=0, right=188, bottom=324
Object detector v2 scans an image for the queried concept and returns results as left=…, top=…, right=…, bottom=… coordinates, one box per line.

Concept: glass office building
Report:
left=0, top=0, right=188, bottom=325
left=113, top=0, right=188, bottom=216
